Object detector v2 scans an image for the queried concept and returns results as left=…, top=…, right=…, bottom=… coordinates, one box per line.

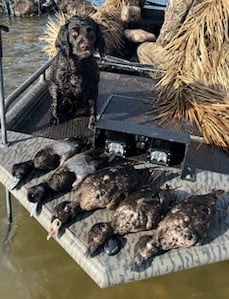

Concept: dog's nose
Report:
left=79, top=43, right=88, bottom=51
left=77, top=35, right=89, bottom=50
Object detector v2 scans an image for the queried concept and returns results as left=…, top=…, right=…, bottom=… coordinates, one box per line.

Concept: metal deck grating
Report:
left=14, top=72, right=156, bottom=140
left=15, top=93, right=91, bottom=140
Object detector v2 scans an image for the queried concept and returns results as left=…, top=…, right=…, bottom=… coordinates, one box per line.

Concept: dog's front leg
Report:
left=49, top=85, right=61, bottom=126
left=87, top=89, right=97, bottom=130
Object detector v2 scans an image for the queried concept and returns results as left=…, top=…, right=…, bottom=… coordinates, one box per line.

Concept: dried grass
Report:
left=41, top=11, right=66, bottom=57
left=101, top=0, right=128, bottom=9
left=155, top=0, right=229, bottom=148
left=91, top=6, right=124, bottom=54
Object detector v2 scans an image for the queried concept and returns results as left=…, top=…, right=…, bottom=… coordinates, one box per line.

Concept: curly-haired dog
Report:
left=49, top=15, right=105, bottom=128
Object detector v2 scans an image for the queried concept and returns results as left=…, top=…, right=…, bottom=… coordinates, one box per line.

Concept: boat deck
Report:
left=0, top=71, right=228, bottom=288
left=13, top=72, right=157, bottom=139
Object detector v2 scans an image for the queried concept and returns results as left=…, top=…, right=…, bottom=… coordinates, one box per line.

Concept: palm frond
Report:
left=155, top=0, right=229, bottom=148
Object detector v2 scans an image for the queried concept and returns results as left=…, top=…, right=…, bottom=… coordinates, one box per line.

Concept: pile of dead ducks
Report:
left=11, top=136, right=225, bottom=271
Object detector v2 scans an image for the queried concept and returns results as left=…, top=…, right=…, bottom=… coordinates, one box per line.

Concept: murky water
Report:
left=0, top=12, right=229, bottom=299
left=0, top=193, right=228, bottom=299
left=1, top=15, right=48, bottom=96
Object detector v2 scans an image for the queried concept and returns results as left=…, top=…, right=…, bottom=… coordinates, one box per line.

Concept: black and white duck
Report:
left=27, top=150, right=110, bottom=218
left=86, top=185, right=174, bottom=256
left=133, top=189, right=224, bottom=271
left=48, top=164, right=163, bottom=240
left=11, top=136, right=90, bottom=190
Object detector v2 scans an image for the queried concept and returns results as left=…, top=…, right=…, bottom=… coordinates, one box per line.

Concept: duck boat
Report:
left=0, top=2, right=228, bottom=288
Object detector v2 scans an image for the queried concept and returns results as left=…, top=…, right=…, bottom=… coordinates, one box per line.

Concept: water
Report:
left=0, top=13, right=229, bottom=299
left=0, top=196, right=228, bottom=299
left=1, top=15, right=48, bottom=96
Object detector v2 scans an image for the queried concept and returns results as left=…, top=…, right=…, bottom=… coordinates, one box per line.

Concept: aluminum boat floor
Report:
left=0, top=130, right=228, bottom=288
left=13, top=72, right=157, bottom=139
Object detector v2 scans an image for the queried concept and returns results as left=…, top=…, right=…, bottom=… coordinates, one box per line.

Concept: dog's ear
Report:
left=55, top=22, right=70, bottom=56
left=95, top=23, right=105, bottom=57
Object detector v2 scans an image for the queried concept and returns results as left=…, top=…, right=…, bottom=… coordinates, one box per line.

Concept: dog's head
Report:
left=55, top=15, right=105, bottom=60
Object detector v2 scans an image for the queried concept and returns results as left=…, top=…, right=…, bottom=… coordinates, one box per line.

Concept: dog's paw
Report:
left=88, top=115, right=95, bottom=130
left=50, top=115, right=59, bottom=126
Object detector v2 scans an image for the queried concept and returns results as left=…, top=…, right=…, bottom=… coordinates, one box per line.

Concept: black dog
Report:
left=49, top=15, right=105, bottom=127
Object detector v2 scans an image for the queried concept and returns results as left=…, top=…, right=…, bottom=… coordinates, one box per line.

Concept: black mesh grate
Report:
left=14, top=93, right=91, bottom=139
left=15, top=72, right=156, bottom=140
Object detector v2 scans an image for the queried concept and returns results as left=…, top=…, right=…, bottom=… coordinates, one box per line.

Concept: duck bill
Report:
left=47, top=225, right=57, bottom=241
left=10, top=177, right=21, bottom=190
left=30, top=202, right=38, bottom=217
left=85, top=242, right=99, bottom=257
left=46, top=219, right=62, bottom=241
left=131, top=255, right=145, bottom=272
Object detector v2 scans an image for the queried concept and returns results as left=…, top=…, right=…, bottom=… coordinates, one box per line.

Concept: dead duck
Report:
left=48, top=164, right=163, bottom=239
left=72, top=164, right=163, bottom=211
left=86, top=186, right=174, bottom=256
left=27, top=150, right=110, bottom=218
left=133, top=189, right=224, bottom=271
left=11, top=136, right=89, bottom=190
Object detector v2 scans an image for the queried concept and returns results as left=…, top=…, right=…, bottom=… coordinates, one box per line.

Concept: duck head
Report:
left=11, top=160, right=34, bottom=189
left=47, top=201, right=81, bottom=240
left=27, top=182, right=51, bottom=217
left=86, top=222, right=113, bottom=257
left=132, top=234, right=161, bottom=271
left=27, top=182, right=49, bottom=203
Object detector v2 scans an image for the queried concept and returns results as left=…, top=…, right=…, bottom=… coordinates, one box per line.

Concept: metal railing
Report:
left=5, top=57, right=54, bottom=111
left=0, top=24, right=9, bottom=145
left=0, top=24, right=11, bottom=236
